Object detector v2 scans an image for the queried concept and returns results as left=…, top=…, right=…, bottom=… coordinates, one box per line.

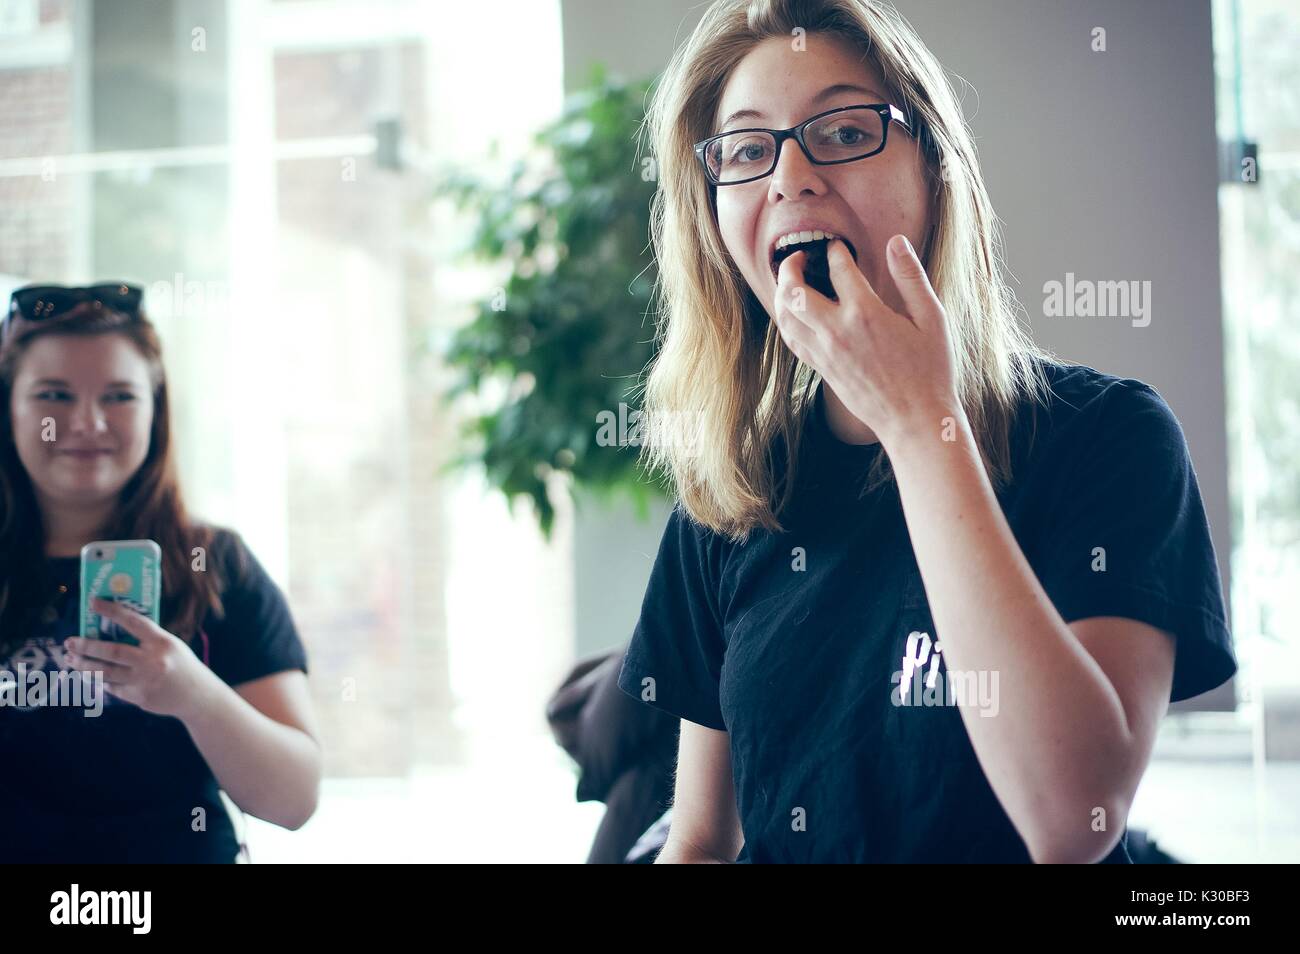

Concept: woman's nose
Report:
left=768, top=138, right=828, bottom=201
left=68, top=399, right=107, bottom=435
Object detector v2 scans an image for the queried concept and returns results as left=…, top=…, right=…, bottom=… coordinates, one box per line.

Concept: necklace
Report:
left=39, top=580, right=74, bottom=626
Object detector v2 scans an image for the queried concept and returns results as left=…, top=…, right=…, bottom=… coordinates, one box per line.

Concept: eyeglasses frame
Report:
left=693, top=102, right=913, bottom=186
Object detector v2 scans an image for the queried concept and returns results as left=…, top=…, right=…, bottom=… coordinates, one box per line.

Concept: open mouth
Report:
left=770, top=234, right=859, bottom=301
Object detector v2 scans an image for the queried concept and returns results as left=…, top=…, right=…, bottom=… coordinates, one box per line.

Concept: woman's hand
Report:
left=63, top=597, right=218, bottom=720
left=772, top=234, right=962, bottom=448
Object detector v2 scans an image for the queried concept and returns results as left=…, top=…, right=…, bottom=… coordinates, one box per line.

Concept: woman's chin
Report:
left=44, top=473, right=125, bottom=503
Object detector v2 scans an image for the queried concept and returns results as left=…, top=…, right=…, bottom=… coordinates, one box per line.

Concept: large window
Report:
left=1131, top=0, right=1300, bottom=863
left=1214, top=0, right=1300, bottom=698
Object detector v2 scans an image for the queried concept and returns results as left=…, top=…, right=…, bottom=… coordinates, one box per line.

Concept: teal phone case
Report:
left=80, top=539, right=162, bottom=645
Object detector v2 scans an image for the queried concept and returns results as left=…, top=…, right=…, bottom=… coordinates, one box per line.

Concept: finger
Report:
left=64, top=635, right=141, bottom=668
left=63, top=648, right=131, bottom=677
left=773, top=251, right=823, bottom=359
left=886, top=234, right=944, bottom=330
left=90, top=597, right=167, bottom=644
left=773, top=317, right=817, bottom=369
left=826, top=238, right=885, bottom=312
left=775, top=251, right=822, bottom=333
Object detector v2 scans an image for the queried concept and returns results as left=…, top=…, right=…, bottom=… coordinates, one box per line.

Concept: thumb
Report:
left=886, top=234, right=943, bottom=329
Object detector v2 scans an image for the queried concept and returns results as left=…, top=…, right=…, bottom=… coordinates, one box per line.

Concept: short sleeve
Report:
left=1029, top=381, right=1237, bottom=703
left=617, top=503, right=728, bottom=730
left=205, top=530, right=309, bottom=687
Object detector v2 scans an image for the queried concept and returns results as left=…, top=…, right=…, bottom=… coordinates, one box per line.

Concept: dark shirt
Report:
left=618, top=358, right=1237, bottom=863
left=0, top=527, right=308, bottom=863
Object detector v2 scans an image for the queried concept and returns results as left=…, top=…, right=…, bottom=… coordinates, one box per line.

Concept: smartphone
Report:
left=80, top=539, right=162, bottom=645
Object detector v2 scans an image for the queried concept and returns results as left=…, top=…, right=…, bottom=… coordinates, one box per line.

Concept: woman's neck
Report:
left=821, top=382, right=880, bottom=446
left=38, top=494, right=116, bottom=558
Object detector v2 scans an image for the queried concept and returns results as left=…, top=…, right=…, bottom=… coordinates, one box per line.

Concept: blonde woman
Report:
left=617, top=0, right=1236, bottom=863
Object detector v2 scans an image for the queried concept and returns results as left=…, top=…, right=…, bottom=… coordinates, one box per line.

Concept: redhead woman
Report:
left=0, top=283, right=321, bottom=862
left=618, top=0, right=1236, bottom=863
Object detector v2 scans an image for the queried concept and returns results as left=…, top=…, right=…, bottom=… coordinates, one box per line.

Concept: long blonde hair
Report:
left=636, top=0, right=1058, bottom=543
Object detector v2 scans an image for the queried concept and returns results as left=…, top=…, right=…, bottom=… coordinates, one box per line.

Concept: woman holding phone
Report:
left=618, top=0, right=1237, bottom=863
left=0, top=283, right=321, bottom=862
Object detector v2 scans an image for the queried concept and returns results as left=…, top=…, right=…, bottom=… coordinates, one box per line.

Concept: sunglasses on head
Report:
left=3, top=282, right=143, bottom=346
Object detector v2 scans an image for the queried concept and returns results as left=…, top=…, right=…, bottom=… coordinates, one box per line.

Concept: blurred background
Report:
left=1, top=0, right=1296, bottom=862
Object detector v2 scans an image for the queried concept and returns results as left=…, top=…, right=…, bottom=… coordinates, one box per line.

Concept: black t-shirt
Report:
left=0, top=527, right=308, bottom=863
left=618, top=359, right=1237, bottom=863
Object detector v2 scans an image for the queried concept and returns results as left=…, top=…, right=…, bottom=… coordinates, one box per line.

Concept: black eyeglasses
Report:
left=694, top=103, right=912, bottom=186
left=3, top=282, right=143, bottom=346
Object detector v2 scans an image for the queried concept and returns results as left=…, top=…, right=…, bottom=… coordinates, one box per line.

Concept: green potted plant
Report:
left=433, top=65, right=666, bottom=537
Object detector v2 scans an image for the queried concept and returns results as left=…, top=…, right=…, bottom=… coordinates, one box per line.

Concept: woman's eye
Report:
left=35, top=390, right=72, bottom=402
left=726, top=138, right=771, bottom=166
left=825, top=125, right=866, bottom=145
left=104, top=392, right=137, bottom=404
